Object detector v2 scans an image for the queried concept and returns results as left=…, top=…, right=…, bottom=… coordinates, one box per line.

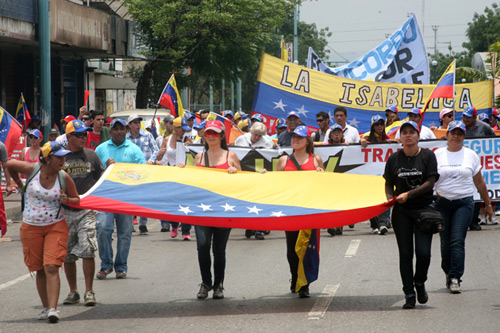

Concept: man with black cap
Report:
left=61, top=119, right=104, bottom=306
left=95, top=119, right=145, bottom=279
left=198, top=109, right=209, bottom=121
left=395, top=108, right=436, bottom=141
left=278, top=111, right=301, bottom=147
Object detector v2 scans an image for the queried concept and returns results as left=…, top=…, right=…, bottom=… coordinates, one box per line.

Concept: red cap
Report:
left=61, top=115, right=76, bottom=123
left=205, top=120, right=224, bottom=133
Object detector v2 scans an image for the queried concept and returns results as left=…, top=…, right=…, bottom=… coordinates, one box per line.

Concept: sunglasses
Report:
left=443, top=114, right=454, bottom=118
left=205, top=130, right=220, bottom=138
left=71, top=132, right=88, bottom=138
left=28, top=135, right=40, bottom=139
left=82, top=117, right=90, bottom=121
left=316, top=118, right=326, bottom=123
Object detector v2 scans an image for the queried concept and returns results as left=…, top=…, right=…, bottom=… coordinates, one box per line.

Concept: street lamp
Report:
left=431, top=60, right=438, bottom=84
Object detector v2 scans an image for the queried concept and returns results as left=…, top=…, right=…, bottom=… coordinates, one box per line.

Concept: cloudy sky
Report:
left=300, top=0, right=497, bottom=64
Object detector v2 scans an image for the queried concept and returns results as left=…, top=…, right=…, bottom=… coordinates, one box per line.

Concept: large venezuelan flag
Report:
left=76, top=163, right=393, bottom=230
left=0, top=106, right=23, bottom=157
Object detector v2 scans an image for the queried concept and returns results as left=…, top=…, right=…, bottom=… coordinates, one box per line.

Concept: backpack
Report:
left=22, top=162, right=66, bottom=193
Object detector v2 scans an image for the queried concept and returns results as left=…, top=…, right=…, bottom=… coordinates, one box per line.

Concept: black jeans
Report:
left=392, top=205, right=433, bottom=296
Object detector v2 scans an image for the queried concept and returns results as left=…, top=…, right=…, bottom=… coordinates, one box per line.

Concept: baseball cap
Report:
left=173, top=117, right=191, bottom=131
left=198, top=109, right=209, bottom=115
left=127, top=115, right=143, bottom=123
left=66, top=119, right=93, bottom=134
left=238, top=118, right=251, bottom=130
left=251, top=113, right=263, bottom=122
left=275, top=118, right=287, bottom=129
left=193, top=120, right=206, bottom=131
left=371, top=115, right=384, bottom=124
left=400, top=120, right=420, bottom=133
left=477, top=113, right=490, bottom=122
left=61, top=115, right=76, bottom=123
left=110, top=118, right=127, bottom=128
left=439, top=108, right=453, bottom=120
left=287, top=110, right=300, bottom=119
left=385, top=105, right=398, bottom=114
left=463, top=106, right=477, bottom=118
left=492, top=107, right=500, bottom=119
left=330, top=124, right=343, bottom=132
left=30, top=129, right=43, bottom=139
left=292, top=125, right=308, bottom=137
left=41, top=141, right=71, bottom=158
left=49, top=128, right=59, bottom=135
left=105, top=117, right=113, bottom=126
left=205, top=120, right=224, bottom=133
left=222, top=110, right=234, bottom=118
left=31, top=115, right=41, bottom=122
left=182, top=111, right=195, bottom=120
left=447, top=120, right=466, bottom=133
left=408, top=107, right=422, bottom=116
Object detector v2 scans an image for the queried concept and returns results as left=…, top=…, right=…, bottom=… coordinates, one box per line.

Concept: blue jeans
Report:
left=96, top=211, right=133, bottom=272
left=391, top=205, right=433, bottom=296
left=195, top=226, right=231, bottom=288
left=170, top=222, right=192, bottom=235
left=435, top=196, right=474, bottom=281
left=139, top=216, right=148, bottom=227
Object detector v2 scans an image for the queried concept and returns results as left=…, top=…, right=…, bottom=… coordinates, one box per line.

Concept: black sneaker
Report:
left=469, top=223, right=481, bottom=231
left=245, top=230, right=254, bottom=238
left=298, top=286, right=310, bottom=298
left=415, top=283, right=428, bottom=304
left=334, top=227, right=343, bottom=235
left=96, top=268, right=113, bottom=280
left=255, top=232, right=265, bottom=240
left=403, top=295, right=416, bottom=309
left=161, top=226, right=170, bottom=232
left=263, top=230, right=271, bottom=235
left=327, top=228, right=336, bottom=236
left=378, top=226, right=388, bottom=235
left=63, top=291, right=80, bottom=304
left=139, top=225, right=148, bottom=234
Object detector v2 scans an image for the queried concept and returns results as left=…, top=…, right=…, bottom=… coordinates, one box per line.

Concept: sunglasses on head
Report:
left=205, top=130, right=220, bottom=138
left=71, top=132, right=88, bottom=138
left=48, top=143, right=64, bottom=156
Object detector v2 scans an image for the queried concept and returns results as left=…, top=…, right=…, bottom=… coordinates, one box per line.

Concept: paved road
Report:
left=1, top=220, right=500, bottom=332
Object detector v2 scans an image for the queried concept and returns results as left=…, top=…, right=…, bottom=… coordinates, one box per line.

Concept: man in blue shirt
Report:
left=95, top=119, right=145, bottom=280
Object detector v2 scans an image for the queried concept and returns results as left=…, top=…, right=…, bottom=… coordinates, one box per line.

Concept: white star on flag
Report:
left=297, top=105, right=309, bottom=117
left=247, top=206, right=262, bottom=215
left=221, top=203, right=235, bottom=211
left=197, top=203, right=213, bottom=211
left=273, top=99, right=287, bottom=112
left=348, top=117, right=360, bottom=128
left=271, top=211, right=286, bottom=217
left=179, top=205, right=193, bottom=215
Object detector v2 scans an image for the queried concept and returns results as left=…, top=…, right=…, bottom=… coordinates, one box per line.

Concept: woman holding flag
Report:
left=179, top=120, right=241, bottom=300
left=276, top=125, right=324, bottom=298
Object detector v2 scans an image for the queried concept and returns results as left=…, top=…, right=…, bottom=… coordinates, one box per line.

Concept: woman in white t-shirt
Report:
left=434, top=121, right=492, bottom=294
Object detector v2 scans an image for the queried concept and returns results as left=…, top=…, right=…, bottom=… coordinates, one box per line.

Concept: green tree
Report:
left=125, top=0, right=298, bottom=108
left=463, top=3, right=500, bottom=54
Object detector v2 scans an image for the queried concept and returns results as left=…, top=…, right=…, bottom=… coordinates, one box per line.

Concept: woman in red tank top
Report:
left=21, top=129, right=43, bottom=163
left=276, top=125, right=324, bottom=298
left=180, top=120, right=241, bottom=300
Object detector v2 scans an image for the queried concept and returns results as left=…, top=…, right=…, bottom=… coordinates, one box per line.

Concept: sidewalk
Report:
left=4, top=192, right=22, bottom=222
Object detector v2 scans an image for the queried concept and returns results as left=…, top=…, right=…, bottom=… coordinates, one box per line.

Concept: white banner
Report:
left=307, top=14, right=429, bottom=84
left=178, top=138, right=500, bottom=201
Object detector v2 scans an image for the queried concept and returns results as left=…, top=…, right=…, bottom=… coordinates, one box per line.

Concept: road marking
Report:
left=0, top=273, right=31, bottom=291
left=345, top=239, right=361, bottom=257
left=308, top=284, right=339, bottom=319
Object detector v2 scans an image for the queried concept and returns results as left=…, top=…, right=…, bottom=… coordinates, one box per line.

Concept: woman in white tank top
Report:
left=5, top=141, right=79, bottom=323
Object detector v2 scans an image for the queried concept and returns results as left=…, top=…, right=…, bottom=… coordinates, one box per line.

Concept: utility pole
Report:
left=39, top=0, right=51, bottom=138
left=432, top=25, right=439, bottom=58
left=293, top=4, right=299, bottom=63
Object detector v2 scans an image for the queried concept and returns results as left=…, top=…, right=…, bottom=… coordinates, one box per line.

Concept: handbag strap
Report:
left=289, top=154, right=303, bottom=171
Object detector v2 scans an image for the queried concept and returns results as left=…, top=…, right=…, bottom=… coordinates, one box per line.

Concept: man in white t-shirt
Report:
left=323, top=106, right=360, bottom=144
left=395, top=108, right=436, bottom=141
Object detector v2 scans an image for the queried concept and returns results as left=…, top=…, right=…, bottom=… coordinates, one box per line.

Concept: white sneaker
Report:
left=449, top=278, right=461, bottom=294
left=479, top=215, right=487, bottom=225
left=491, top=217, right=499, bottom=225
left=371, top=228, right=379, bottom=234
left=495, top=211, right=500, bottom=216
left=378, top=226, right=388, bottom=235
left=37, top=308, right=49, bottom=320
left=47, top=308, right=60, bottom=323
